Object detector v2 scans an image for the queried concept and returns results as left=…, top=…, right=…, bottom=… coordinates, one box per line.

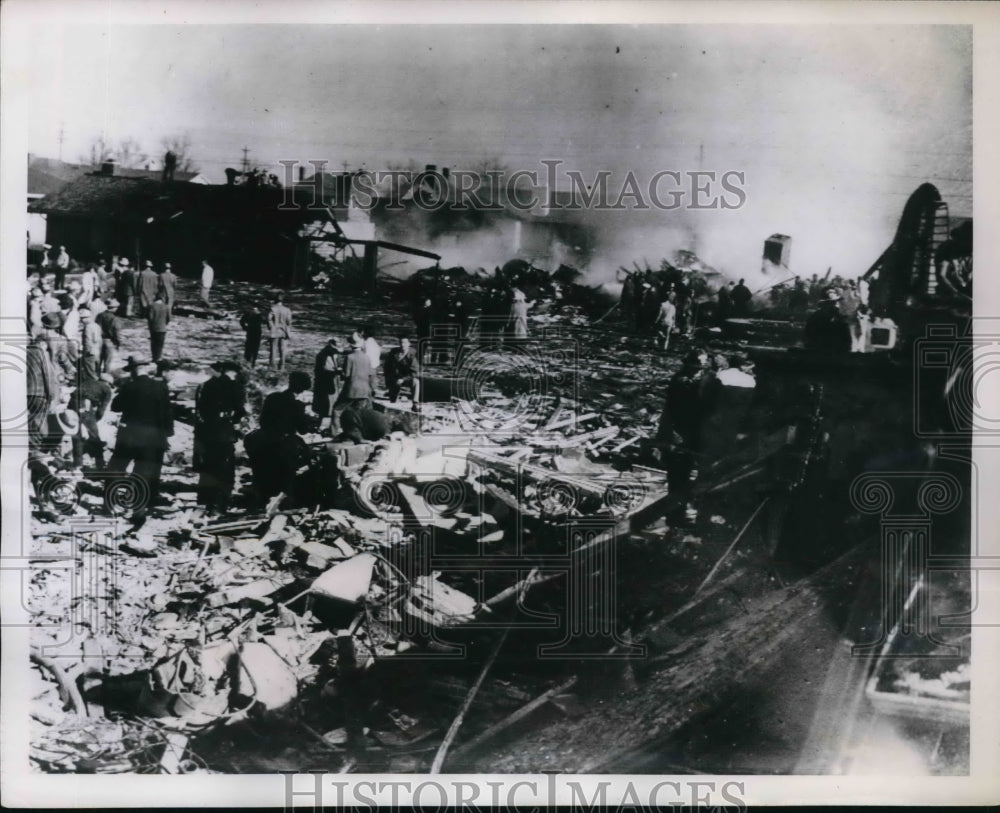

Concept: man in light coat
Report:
left=267, top=292, right=293, bottom=370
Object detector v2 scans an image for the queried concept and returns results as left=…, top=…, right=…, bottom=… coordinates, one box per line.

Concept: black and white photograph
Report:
left=2, top=1, right=998, bottom=807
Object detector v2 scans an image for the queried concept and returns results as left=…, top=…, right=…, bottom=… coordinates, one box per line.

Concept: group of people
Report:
left=241, top=328, right=418, bottom=508
left=803, top=279, right=874, bottom=353
left=238, top=292, right=294, bottom=369
left=25, top=250, right=214, bottom=525
left=621, top=269, right=711, bottom=343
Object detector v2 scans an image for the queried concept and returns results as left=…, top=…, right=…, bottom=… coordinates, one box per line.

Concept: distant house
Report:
left=28, top=161, right=324, bottom=285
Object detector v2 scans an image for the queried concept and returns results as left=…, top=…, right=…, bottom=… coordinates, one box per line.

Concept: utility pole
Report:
left=241, top=146, right=250, bottom=173
left=342, top=160, right=349, bottom=173
left=58, top=124, right=65, bottom=161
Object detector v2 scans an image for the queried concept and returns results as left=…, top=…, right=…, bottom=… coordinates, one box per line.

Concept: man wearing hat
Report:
left=804, top=288, right=851, bottom=353
left=239, top=302, right=265, bottom=367
left=107, top=357, right=174, bottom=526
left=27, top=325, right=60, bottom=456
left=137, top=260, right=159, bottom=317
left=78, top=307, right=102, bottom=382
left=193, top=361, right=246, bottom=512
left=246, top=371, right=317, bottom=505
left=313, top=336, right=345, bottom=435
left=41, top=311, right=75, bottom=380
left=55, top=245, right=71, bottom=291
left=266, top=292, right=293, bottom=370
left=158, top=262, right=177, bottom=317
left=95, top=299, right=121, bottom=374
left=147, top=291, right=171, bottom=362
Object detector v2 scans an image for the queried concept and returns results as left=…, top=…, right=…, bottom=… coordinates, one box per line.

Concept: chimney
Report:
left=298, top=166, right=305, bottom=182
left=100, top=160, right=117, bottom=176
left=442, top=167, right=450, bottom=179
left=425, top=164, right=437, bottom=174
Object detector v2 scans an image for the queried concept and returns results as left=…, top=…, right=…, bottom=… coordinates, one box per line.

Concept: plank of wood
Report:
left=429, top=569, right=539, bottom=774
left=545, top=412, right=599, bottom=432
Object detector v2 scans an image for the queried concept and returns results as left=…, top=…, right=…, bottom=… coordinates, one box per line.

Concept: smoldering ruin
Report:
left=14, top=20, right=975, bottom=783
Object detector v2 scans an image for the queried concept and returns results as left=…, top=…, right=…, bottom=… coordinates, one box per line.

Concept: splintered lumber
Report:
left=545, top=412, right=599, bottom=432
left=429, top=568, right=538, bottom=774
left=468, top=449, right=609, bottom=499
left=483, top=570, right=561, bottom=609
left=450, top=676, right=579, bottom=761
left=469, top=544, right=869, bottom=773
left=692, top=497, right=769, bottom=596
left=207, top=575, right=290, bottom=607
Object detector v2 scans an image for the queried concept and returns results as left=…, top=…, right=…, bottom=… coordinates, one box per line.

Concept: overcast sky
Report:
left=25, top=23, right=971, bottom=280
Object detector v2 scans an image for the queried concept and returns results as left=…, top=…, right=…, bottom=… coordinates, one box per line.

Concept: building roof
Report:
left=27, top=155, right=90, bottom=197
left=107, top=166, right=202, bottom=182
left=27, top=172, right=329, bottom=228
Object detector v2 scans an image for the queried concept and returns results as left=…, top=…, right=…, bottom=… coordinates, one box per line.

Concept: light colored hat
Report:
left=825, top=288, right=841, bottom=302
left=119, top=258, right=130, bottom=267
left=54, top=409, right=79, bottom=434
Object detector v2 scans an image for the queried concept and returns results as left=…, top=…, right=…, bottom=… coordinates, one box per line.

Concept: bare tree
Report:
left=81, top=136, right=113, bottom=166
left=114, top=137, right=148, bottom=169
left=160, top=132, right=199, bottom=173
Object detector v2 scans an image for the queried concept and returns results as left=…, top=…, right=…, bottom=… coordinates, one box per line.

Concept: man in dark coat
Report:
left=27, top=330, right=59, bottom=455
left=69, top=370, right=113, bottom=468
left=239, top=303, right=265, bottom=366
left=731, top=278, right=753, bottom=317
left=656, top=348, right=721, bottom=523
left=339, top=404, right=400, bottom=444
left=95, top=300, right=121, bottom=373
left=148, top=292, right=170, bottom=362
left=245, top=371, right=317, bottom=504
left=193, top=361, right=245, bottom=512
left=804, top=288, right=852, bottom=354
left=313, top=336, right=345, bottom=434
left=716, top=281, right=732, bottom=323
left=137, top=261, right=159, bottom=317
left=158, top=263, right=178, bottom=316
left=117, top=259, right=136, bottom=317
left=106, top=357, right=174, bottom=525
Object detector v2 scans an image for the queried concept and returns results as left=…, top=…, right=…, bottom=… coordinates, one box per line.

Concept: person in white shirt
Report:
left=357, top=324, right=381, bottom=394
left=654, top=292, right=678, bottom=350
left=200, top=259, right=215, bottom=304
left=78, top=264, right=98, bottom=306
